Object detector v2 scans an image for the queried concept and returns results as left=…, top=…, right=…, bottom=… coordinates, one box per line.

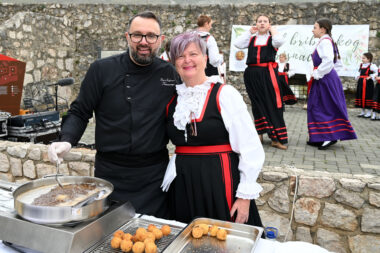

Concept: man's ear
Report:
left=160, top=34, right=165, bottom=43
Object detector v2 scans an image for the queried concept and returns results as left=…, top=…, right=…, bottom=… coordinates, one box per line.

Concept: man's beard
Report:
left=129, top=45, right=159, bottom=65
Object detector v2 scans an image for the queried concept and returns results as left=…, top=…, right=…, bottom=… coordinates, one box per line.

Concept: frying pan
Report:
left=13, top=176, right=113, bottom=225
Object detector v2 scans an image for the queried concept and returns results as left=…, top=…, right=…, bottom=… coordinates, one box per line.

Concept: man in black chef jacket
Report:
left=48, top=11, right=179, bottom=218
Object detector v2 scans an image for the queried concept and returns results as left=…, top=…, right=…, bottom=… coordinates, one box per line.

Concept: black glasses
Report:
left=129, top=33, right=160, bottom=44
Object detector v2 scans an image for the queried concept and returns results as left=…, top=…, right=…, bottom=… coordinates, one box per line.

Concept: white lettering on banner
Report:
left=229, top=25, right=369, bottom=77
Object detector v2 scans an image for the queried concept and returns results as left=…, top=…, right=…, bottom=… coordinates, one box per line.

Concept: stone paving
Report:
left=266, top=104, right=380, bottom=176
left=80, top=102, right=380, bottom=176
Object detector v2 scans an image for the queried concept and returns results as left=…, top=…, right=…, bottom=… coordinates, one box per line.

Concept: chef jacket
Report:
left=60, top=51, right=179, bottom=159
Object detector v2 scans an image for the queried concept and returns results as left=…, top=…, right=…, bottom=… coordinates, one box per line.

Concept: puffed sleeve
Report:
left=370, top=64, right=378, bottom=81
left=287, top=63, right=296, bottom=78
left=234, top=30, right=252, bottom=49
left=219, top=85, right=265, bottom=199
left=354, top=66, right=360, bottom=81
left=207, top=35, right=224, bottom=67
left=313, top=39, right=334, bottom=80
left=271, top=33, right=285, bottom=48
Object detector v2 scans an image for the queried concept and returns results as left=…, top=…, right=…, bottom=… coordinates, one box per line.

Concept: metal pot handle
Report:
left=43, top=174, right=65, bottom=179
left=0, top=181, right=19, bottom=192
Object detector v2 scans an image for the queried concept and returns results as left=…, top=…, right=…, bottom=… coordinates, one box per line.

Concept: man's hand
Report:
left=48, top=142, right=72, bottom=164
left=230, top=198, right=250, bottom=224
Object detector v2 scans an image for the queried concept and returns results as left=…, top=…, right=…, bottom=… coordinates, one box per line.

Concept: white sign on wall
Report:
left=229, top=25, right=369, bottom=77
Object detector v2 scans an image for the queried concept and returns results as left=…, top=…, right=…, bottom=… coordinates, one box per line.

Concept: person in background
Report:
left=161, top=31, right=265, bottom=229
left=277, top=53, right=297, bottom=106
left=355, top=52, right=378, bottom=119
left=160, top=39, right=171, bottom=62
left=234, top=14, right=288, bottom=150
left=196, top=15, right=224, bottom=77
left=48, top=11, right=180, bottom=218
left=307, top=18, right=357, bottom=150
left=373, top=68, right=380, bottom=120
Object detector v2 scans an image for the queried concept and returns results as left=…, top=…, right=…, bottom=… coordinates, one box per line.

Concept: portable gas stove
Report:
left=0, top=181, right=136, bottom=253
left=0, top=180, right=186, bottom=253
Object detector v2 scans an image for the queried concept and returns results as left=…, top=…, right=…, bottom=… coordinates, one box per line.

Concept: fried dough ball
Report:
left=136, top=231, right=147, bottom=242
left=209, top=225, right=219, bottom=237
left=110, top=237, right=122, bottom=249
left=161, top=225, right=171, bottom=236
left=143, top=238, right=155, bottom=245
left=136, top=227, right=147, bottom=235
left=145, top=242, right=157, bottom=253
left=147, top=224, right=157, bottom=232
left=120, top=239, right=133, bottom=252
left=191, top=226, right=203, bottom=239
left=132, top=234, right=139, bottom=242
left=152, top=228, right=163, bottom=240
left=122, top=233, right=133, bottom=241
left=216, top=228, right=227, bottom=241
left=146, top=232, right=155, bottom=241
left=113, top=230, right=125, bottom=238
left=198, top=224, right=209, bottom=235
left=132, top=241, right=145, bottom=253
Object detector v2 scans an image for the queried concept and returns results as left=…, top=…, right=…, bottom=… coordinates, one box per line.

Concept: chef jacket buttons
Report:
left=127, top=97, right=132, bottom=100
left=126, top=85, right=131, bottom=88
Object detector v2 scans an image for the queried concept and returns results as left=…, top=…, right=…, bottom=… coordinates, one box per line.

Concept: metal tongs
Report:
left=73, top=190, right=107, bottom=208
left=55, top=161, right=63, bottom=188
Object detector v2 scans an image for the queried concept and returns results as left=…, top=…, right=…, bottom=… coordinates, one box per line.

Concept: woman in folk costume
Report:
left=234, top=15, right=288, bottom=150
left=355, top=52, right=378, bottom=119
left=160, top=39, right=171, bottom=62
left=161, top=31, right=265, bottom=229
left=307, top=18, right=357, bottom=150
left=277, top=53, right=297, bottom=105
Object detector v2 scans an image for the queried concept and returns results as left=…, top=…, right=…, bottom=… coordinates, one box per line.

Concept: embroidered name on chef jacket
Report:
left=160, top=78, right=177, bottom=86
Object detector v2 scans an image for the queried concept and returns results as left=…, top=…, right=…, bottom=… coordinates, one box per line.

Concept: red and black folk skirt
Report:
left=244, top=64, right=288, bottom=144
left=355, top=76, right=374, bottom=109
left=169, top=145, right=263, bottom=229
left=278, top=72, right=297, bottom=105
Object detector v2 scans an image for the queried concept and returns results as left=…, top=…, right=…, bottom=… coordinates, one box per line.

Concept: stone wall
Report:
left=0, top=140, right=380, bottom=252
left=0, top=2, right=379, bottom=106
left=0, top=140, right=95, bottom=182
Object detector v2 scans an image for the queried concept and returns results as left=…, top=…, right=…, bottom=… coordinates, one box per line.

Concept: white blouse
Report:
left=160, top=51, right=170, bottom=62
left=277, top=62, right=295, bottom=78
left=234, top=30, right=285, bottom=49
left=161, top=76, right=265, bottom=200
left=197, top=31, right=224, bottom=68
left=312, top=35, right=337, bottom=80
left=354, top=63, right=378, bottom=81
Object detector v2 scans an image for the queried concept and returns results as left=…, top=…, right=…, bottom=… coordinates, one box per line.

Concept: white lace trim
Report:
left=173, top=76, right=221, bottom=132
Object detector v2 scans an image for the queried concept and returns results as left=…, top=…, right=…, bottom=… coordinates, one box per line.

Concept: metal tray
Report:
left=85, top=217, right=184, bottom=253
left=163, top=217, right=263, bottom=253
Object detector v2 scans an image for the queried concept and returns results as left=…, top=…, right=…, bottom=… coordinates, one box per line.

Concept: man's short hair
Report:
left=197, top=15, right=211, bottom=27
left=127, top=11, right=162, bottom=31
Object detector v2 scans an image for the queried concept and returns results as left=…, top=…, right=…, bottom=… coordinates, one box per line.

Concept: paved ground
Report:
left=80, top=102, right=380, bottom=176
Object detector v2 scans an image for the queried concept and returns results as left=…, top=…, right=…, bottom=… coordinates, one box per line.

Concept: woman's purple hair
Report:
left=169, top=31, right=207, bottom=64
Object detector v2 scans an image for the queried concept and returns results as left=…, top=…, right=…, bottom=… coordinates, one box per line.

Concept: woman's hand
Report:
left=269, top=25, right=278, bottom=36
left=250, top=26, right=258, bottom=34
left=366, top=76, right=371, bottom=80
left=230, top=198, right=250, bottom=224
